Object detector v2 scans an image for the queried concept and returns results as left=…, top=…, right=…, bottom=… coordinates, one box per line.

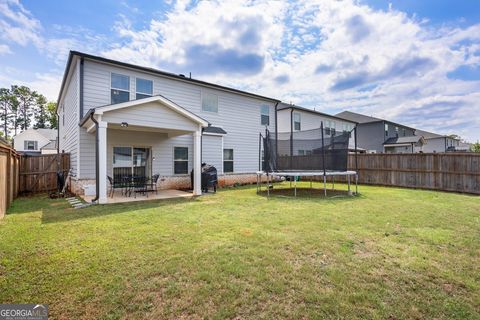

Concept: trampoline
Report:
left=257, top=120, right=359, bottom=197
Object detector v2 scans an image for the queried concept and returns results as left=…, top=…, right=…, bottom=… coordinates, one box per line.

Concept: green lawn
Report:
left=0, top=183, right=479, bottom=319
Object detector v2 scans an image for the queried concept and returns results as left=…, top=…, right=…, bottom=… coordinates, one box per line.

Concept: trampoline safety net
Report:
left=263, top=127, right=353, bottom=172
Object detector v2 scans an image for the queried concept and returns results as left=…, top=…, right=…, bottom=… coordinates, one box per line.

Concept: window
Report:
left=385, top=123, right=389, bottom=136
left=202, top=92, right=218, bottom=112
left=261, top=105, right=270, bottom=126
left=24, top=140, right=37, bottom=150
left=136, top=78, right=153, bottom=99
left=324, top=120, right=335, bottom=135
left=293, top=112, right=301, bottom=131
left=330, top=121, right=336, bottom=136
left=298, top=150, right=305, bottom=155
left=113, top=146, right=151, bottom=180
left=402, top=128, right=406, bottom=137
left=111, top=73, right=130, bottom=104
left=223, top=149, right=234, bottom=173
left=174, top=147, right=189, bottom=174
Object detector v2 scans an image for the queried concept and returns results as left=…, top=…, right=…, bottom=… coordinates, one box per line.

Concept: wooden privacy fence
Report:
left=0, top=143, right=20, bottom=219
left=19, top=153, right=70, bottom=194
left=347, top=153, right=480, bottom=194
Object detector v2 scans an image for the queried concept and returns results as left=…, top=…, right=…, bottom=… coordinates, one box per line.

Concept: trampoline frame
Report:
left=256, top=170, right=358, bottom=197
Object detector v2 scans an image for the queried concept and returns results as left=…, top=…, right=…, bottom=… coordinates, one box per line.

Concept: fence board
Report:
left=347, top=153, right=480, bottom=194
left=0, top=143, right=20, bottom=219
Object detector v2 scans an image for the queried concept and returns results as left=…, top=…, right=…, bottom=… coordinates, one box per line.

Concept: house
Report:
left=336, top=111, right=418, bottom=153
left=277, top=103, right=358, bottom=151
left=57, top=51, right=280, bottom=203
left=414, top=129, right=461, bottom=153
left=12, top=128, right=57, bottom=155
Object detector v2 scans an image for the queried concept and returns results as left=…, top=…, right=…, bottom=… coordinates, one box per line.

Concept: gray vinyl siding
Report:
left=356, top=122, right=385, bottom=152
left=80, top=59, right=275, bottom=177
left=201, top=135, right=223, bottom=174
left=102, top=102, right=198, bottom=132
left=59, top=62, right=79, bottom=178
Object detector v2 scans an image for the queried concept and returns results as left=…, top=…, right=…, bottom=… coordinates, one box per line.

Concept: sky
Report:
left=0, top=0, right=479, bottom=142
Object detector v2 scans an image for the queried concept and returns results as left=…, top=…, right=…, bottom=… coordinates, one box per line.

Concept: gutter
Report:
left=89, top=112, right=99, bottom=203
left=274, top=102, right=279, bottom=168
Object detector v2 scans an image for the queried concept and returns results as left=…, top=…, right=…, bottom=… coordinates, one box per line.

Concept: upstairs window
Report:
left=293, top=112, right=301, bottom=131
left=325, top=120, right=335, bottom=135
left=24, top=140, right=37, bottom=150
left=385, top=123, right=389, bottom=136
left=402, top=128, right=406, bottom=137
left=202, top=92, right=218, bottom=113
left=111, top=73, right=130, bottom=104
left=395, top=126, right=399, bottom=137
left=223, top=149, right=234, bottom=173
left=136, top=78, right=153, bottom=99
left=261, top=105, right=270, bottom=126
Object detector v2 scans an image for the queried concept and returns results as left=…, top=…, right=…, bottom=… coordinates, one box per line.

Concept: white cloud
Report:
left=0, top=44, right=11, bottom=54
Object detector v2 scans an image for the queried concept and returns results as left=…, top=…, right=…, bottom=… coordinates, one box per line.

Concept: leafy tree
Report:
left=0, top=88, right=12, bottom=138
left=46, top=102, right=58, bottom=129
left=12, top=85, right=37, bottom=131
left=33, top=94, right=49, bottom=129
left=472, top=141, right=480, bottom=153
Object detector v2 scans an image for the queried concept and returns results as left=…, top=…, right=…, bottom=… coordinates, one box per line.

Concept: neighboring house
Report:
left=57, top=51, right=279, bottom=203
left=415, top=129, right=461, bottom=153
left=13, top=128, right=57, bottom=155
left=277, top=103, right=358, bottom=150
left=336, top=111, right=417, bottom=153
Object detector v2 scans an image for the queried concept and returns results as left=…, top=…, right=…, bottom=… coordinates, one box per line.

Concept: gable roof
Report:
left=58, top=51, right=280, bottom=108
left=278, top=103, right=358, bottom=124
left=41, top=140, right=57, bottom=150
left=414, top=129, right=459, bottom=140
left=336, top=110, right=416, bottom=130
left=13, top=128, right=57, bottom=141
left=80, top=95, right=209, bottom=127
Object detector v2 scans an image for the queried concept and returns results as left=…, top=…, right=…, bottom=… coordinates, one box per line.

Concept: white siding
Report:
left=202, top=135, right=223, bottom=174
left=13, top=130, right=50, bottom=152
left=59, top=62, right=79, bottom=177
left=80, top=59, right=276, bottom=176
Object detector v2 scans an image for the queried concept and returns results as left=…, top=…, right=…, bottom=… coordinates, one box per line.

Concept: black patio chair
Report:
left=107, top=175, right=125, bottom=198
left=146, top=174, right=160, bottom=195
left=132, top=176, right=148, bottom=198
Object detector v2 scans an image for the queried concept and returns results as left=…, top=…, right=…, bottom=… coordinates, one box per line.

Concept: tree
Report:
left=33, top=94, right=49, bottom=129
left=472, top=141, right=480, bottom=153
left=0, top=88, right=12, bottom=138
left=46, top=102, right=58, bottom=129
left=12, top=85, right=37, bottom=131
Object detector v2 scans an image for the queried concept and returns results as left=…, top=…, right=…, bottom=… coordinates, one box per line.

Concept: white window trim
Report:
left=173, top=145, right=189, bottom=176
left=223, top=148, right=234, bottom=173
left=201, top=90, right=219, bottom=113
left=293, top=112, right=301, bottom=131
left=261, top=105, right=270, bottom=126
left=110, top=72, right=130, bottom=104
left=135, top=77, right=154, bottom=99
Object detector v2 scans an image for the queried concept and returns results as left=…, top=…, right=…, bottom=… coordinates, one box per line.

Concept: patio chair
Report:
left=107, top=175, right=125, bottom=198
left=146, top=174, right=160, bottom=195
left=132, top=176, right=148, bottom=198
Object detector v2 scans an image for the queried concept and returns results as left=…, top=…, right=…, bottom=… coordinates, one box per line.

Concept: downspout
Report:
left=290, top=108, right=294, bottom=170
left=90, top=112, right=99, bottom=203
left=79, top=58, right=84, bottom=121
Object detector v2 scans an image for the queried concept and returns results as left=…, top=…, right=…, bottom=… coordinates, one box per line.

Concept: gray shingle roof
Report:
left=335, top=111, right=383, bottom=124
left=35, top=128, right=57, bottom=140
left=384, top=136, right=424, bottom=145
left=203, top=126, right=227, bottom=135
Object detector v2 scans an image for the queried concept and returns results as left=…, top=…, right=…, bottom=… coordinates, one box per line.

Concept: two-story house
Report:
left=335, top=111, right=424, bottom=153
left=57, top=51, right=279, bottom=204
left=13, top=128, right=57, bottom=155
left=415, top=130, right=461, bottom=153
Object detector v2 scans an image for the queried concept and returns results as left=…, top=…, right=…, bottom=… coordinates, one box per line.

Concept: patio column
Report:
left=98, top=121, right=108, bottom=204
left=193, top=129, right=202, bottom=195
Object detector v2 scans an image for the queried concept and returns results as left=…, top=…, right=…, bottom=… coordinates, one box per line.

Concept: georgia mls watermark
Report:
left=0, top=304, right=48, bottom=320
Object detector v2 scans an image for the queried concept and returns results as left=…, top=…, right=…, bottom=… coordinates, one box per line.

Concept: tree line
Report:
left=0, top=85, right=57, bottom=140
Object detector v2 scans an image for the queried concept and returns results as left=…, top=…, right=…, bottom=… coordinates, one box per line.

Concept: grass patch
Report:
left=0, top=182, right=479, bottom=319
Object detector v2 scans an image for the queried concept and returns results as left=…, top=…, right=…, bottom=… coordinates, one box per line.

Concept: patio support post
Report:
left=193, top=129, right=202, bottom=196
left=98, top=121, right=108, bottom=204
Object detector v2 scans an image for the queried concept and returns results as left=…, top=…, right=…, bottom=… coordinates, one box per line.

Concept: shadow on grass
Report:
left=40, top=196, right=198, bottom=224
left=257, top=187, right=361, bottom=200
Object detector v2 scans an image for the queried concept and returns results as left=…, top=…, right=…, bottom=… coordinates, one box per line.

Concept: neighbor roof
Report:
left=58, top=51, right=280, bottom=108
left=278, top=103, right=358, bottom=124
left=414, top=129, right=458, bottom=140
left=41, top=140, right=57, bottom=150
left=14, top=128, right=57, bottom=141
left=336, top=111, right=415, bottom=130
left=384, top=136, right=425, bottom=145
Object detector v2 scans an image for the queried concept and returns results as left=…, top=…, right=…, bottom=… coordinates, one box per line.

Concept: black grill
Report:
left=191, top=163, right=218, bottom=193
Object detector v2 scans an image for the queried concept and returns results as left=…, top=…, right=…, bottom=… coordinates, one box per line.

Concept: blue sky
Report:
left=1, top=0, right=479, bottom=141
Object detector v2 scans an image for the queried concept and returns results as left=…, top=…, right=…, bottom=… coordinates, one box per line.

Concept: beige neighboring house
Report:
left=13, top=128, right=57, bottom=155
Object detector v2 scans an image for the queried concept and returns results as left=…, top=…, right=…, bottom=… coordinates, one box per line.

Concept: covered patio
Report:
left=79, top=95, right=209, bottom=204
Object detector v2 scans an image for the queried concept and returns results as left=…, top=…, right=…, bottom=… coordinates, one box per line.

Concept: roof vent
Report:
left=179, top=74, right=185, bottom=77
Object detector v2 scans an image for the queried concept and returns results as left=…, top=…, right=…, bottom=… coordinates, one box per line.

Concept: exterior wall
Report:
left=423, top=137, right=446, bottom=153
left=79, top=59, right=276, bottom=178
left=356, top=122, right=385, bottom=152
left=58, top=61, right=80, bottom=178
left=201, top=135, right=223, bottom=174
left=13, top=130, right=50, bottom=152
left=385, top=122, right=415, bottom=140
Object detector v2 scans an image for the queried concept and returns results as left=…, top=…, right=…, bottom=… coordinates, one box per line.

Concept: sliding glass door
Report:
left=113, top=146, right=151, bottom=181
